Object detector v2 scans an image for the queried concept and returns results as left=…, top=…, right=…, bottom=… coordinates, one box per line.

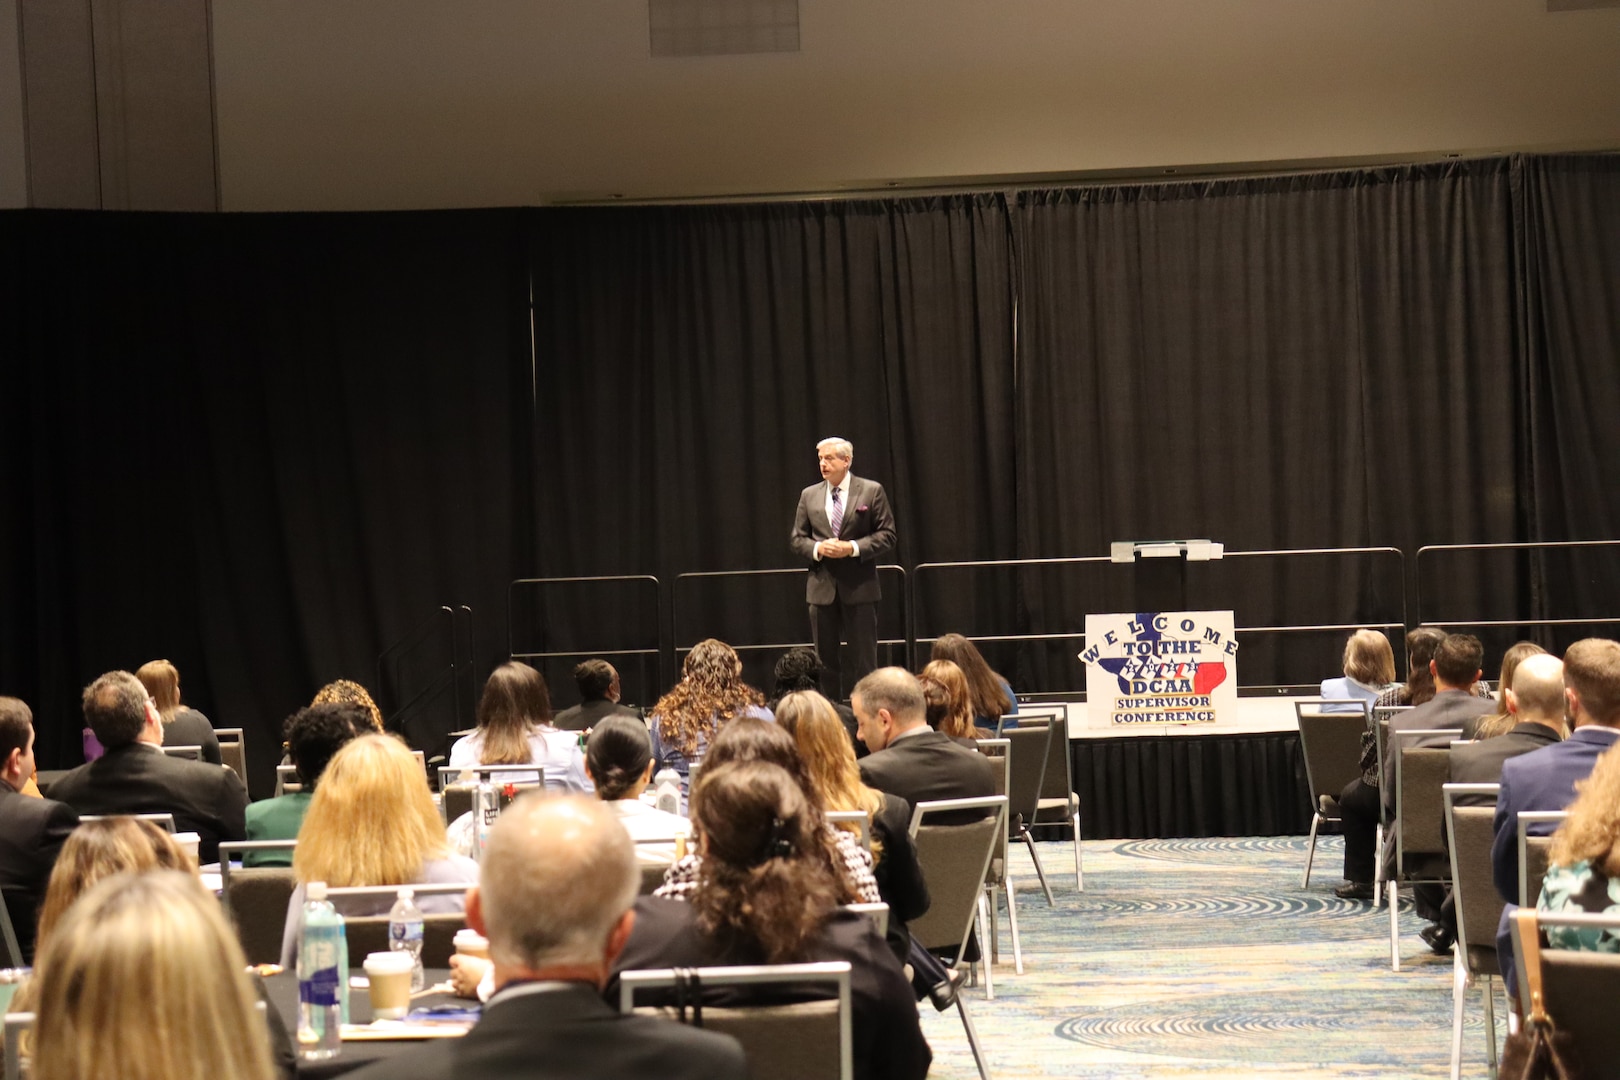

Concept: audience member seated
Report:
left=655, top=716, right=877, bottom=904
left=552, top=658, right=641, bottom=731
left=29, top=869, right=280, bottom=1080
left=450, top=661, right=590, bottom=791
left=931, top=633, right=1018, bottom=731
left=1470, top=640, right=1549, bottom=740
left=1493, top=638, right=1620, bottom=997
left=0, top=696, right=78, bottom=961
left=918, top=659, right=982, bottom=743
left=769, top=647, right=864, bottom=756
left=648, top=639, right=772, bottom=787
left=1335, top=628, right=1472, bottom=901
left=1318, top=629, right=1398, bottom=713
left=311, top=678, right=386, bottom=732
left=352, top=796, right=747, bottom=1080
left=609, top=761, right=932, bottom=1080
left=137, top=658, right=222, bottom=765
left=9, top=818, right=295, bottom=1079
left=243, top=703, right=362, bottom=866
left=855, top=667, right=998, bottom=824
left=1537, top=741, right=1620, bottom=951
left=279, top=733, right=478, bottom=966
left=586, top=715, right=689, bottom=840
left=50, top=670, right=247, bottom=864
left=1451, top=653, right=1567, bottom=791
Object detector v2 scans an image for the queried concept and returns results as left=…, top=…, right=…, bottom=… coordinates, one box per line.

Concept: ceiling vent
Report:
left=649, top=0, right=800, bottom=57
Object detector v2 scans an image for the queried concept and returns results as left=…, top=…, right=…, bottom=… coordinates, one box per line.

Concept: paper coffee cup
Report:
left=453, top=929, right=490, bottom=960
left=172, top=832, right=201, bottom=865
left=363, top=952, right=414, bottom=1020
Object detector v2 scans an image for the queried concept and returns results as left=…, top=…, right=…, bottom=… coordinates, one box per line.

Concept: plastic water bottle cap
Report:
left=307, top=881, right=327, bottom=901
left=397, top=887, right=415, bottom=900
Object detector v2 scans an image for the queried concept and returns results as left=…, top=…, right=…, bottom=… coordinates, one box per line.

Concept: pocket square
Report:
left=857, top=504, right=869, bottom=513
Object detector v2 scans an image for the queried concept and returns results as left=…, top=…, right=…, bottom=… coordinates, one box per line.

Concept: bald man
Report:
left=1450, top=653, right=1567, bottom=794
left=352, top=796, right=746, bottom=1080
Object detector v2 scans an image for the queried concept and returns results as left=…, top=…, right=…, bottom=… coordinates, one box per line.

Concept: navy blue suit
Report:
left=1490, top=724, right=1620, bottom=994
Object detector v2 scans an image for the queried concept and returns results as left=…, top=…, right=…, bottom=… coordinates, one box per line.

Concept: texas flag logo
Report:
left=1082, top=611, right=1238, bottom=726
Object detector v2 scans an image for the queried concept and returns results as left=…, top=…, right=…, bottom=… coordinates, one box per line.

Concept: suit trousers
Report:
left=1338, top=776, right=1381, bottom=884
left=811, top=600, right=878, bottom=701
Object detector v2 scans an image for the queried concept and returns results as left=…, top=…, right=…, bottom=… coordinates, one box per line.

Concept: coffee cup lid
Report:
left=453, top=929, right=488, bottom=945
left=363, top=952, right=415, bottom=973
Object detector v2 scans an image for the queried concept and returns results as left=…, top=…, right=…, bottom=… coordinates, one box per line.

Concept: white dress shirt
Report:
left=814, top=474, right=860, bottom=560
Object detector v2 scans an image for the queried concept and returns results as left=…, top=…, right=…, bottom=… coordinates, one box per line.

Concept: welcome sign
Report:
left=1081, top=611, right=1239, bottom=726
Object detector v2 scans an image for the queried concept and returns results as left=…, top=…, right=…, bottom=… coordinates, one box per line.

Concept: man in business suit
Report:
left=790, top=437, right=897, bottom=700
left=854, top=667, right=996, bottom=822
left=1451, top=653, right=1566, bottom=794
left=0, top=697, right=79, bottom=961
left=1491, top=638, right=1620, bottom=996
left=49, top=670, right=247, bottom=864
left=553, top=659, right=640, bottom=732
left=350, top=795, right=747, bottom=1080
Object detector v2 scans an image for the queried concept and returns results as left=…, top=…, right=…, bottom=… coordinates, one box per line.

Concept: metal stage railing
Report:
left=376, top=604, right=475, bottom=744
left=508, top=574, right=666, bottom=692
left=670, top=566, right=909, bottom=666
left=1414, top=539, right=1620, bottom=633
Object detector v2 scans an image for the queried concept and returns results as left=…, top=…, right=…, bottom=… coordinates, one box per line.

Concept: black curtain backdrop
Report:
left=3, top=154, right=1618, bottom=800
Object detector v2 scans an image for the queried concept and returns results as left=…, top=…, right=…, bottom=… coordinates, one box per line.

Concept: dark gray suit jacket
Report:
left=346, top=979, right=747, bottom=1080
left=48, top=742, right=247, bottom=863
left=790, top=475, right=897, bottom=605
left=1448, top=722, right=1563, bottom=804
left=858, top=729, right=998, bottom=824
left=552, top=699, right=639, bottom=732
left=0, top=782, right=78, bottom=960
left=1381, top=689, right=1497, bottom=808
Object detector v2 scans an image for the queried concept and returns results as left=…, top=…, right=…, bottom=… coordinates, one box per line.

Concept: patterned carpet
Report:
left=917, top=835, right=1510, bottom=1079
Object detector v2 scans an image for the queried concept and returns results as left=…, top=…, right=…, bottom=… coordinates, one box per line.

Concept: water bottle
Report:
left=653, top=767, right=681, bottom=815
left=297, top=881, right=345, bottom=1060
left=388, top=886, right=426, bottom=992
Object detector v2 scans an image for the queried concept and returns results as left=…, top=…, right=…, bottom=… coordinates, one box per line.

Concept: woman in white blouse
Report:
left=450, top=661, right=590, bottom=791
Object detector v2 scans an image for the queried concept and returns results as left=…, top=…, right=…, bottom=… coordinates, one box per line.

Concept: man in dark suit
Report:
left=1380, top=633, right=1495, bottom=803
left=49, top=670, right=247, bottom=864
left=790, top=437, right=897, bottom=700
left=349, top=795, right=747, bottom=1080
left=854, top=667, right=996, bottom=821
left=1450, top=653, right=1566, bottom=795
left=1490, top=638, right=1620, bottom=996
left=0, top=697, right=79, bottom=961
left=552, top=659, right=640, bottom=732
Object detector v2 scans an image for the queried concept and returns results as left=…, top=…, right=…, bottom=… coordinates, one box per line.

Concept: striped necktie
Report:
left=829, top=486, right=843, bottom=538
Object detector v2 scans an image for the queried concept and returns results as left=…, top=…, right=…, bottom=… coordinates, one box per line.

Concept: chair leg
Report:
left=985, top=886, right=1000, bottom=965
left=976, top=893, right=996, bottom=1001
left=1302, top=812, right=1321, bottom=888
left=1021, top=827, right=1056, bottom=907
left=1374, top=824, right=1386, bottom=909
left=1388, top=880, right=1401, bottom=972
left=1484, top=973, right=1498, bottom=1079
left=1449, top=951, right=1466, bottom=1080
left=1071, top=810, right=1084, bottom=892
left=1004, top=879, right=1024, bottom=976
left=956, top=993, right=993, bottom=1080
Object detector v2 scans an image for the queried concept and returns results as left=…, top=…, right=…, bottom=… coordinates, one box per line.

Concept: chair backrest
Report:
left=274, top=764, right=301, bottom=796
left=639, top=860, right=669, bottom=896
left=1393, top=733, right=1454, bottom=871
left=1518, top=811, right=1569, bottom=906
left=1002, top=722, right=1053, bottom=827
left=0, top=889, right=22, bottom=968
left=1035, top=709, right=1075, bottom=808
left=222, top=867, right=298, bottom=965
left=345, top=912, right=464, bottom=968
left=1443, top=783, right=1503, bottom=978
left=996, top=706, right=1064, bottom=738
left=215, top=728, right=247, bottom=789
left=160, top=744, right=203, bottom=761
left=1371, top=706, right=1414, bottom=818
left=218, top=840, right=300, bottom=913
left=1511, top=910, right=1620, bottom=1067
left=619, top=962, right=853, bottom=1080
left=77, top=812, right=176, bottom=833
left=841, top=902, right=889, bottom=939
left=1294, top=707, right=1367, bottom=805
left=824, top=811, right=871, bottom=854
left=5, top=1012, right=34, bottom=1080
left=973, top=739, right=1011, bottom=880
left=907, top=796, right=1007, bottom=962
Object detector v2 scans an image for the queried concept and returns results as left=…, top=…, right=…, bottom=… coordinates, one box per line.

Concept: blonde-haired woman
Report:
left=649, top=639, right=771, bottom=786
left=918, top=659, right=981, bottom=742
left=775, top=690, right=928, bottom=962
left=136, top=658, right=221, bottom=764
left=1537, top=744, right=1620, bottom=950
left=31, top=869, right=275, bottom=1080
left=279, top=733, right=477, bottom=965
